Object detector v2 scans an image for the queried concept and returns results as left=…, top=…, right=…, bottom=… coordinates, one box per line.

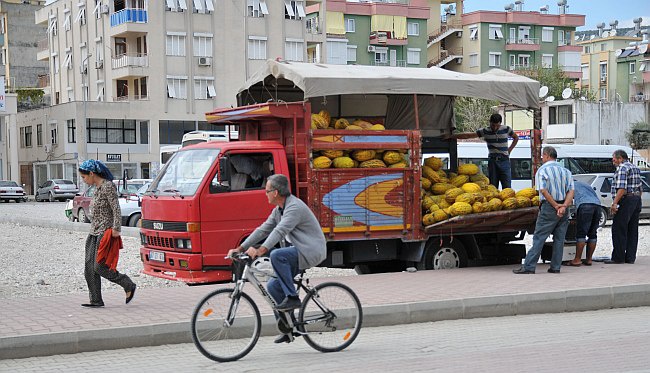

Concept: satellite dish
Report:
left=546, top=96, right=555, bottom=102
left=615, top=49, right=623, bottom=57
left=539, top=86, right=549, bottom=98
left=590, top=35, right=596, bottom=40
left=602, top=31, right=610, bottom=37
left=640, top=44, right=648, bottom=54
left=574, top=35, right=579, bottom=41
left=562, top=88, right=573, bottom=100
left=610, top=29, right=617, bottom=36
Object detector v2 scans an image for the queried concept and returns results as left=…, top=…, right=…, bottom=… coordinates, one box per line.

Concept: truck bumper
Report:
left=140, top=247, right=232, bottom=284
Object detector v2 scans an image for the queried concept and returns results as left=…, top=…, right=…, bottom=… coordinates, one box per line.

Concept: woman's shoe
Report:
left=81, top=302, right=104, bottom=308
left=126, top=284, right=137, bottom=304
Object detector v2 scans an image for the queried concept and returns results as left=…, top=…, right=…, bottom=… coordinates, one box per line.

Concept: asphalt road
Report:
left=1, top=306, right=648, bottom=372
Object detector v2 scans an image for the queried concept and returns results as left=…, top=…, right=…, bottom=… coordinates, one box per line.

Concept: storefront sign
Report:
left=106, top=154, right=122, bottom=162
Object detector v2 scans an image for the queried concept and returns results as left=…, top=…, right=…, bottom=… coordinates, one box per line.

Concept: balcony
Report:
left=113, top=94, right=148, bottom=102
left=559, top=65, right=581, bottom=79
left=111, top=53, right=149, bottom=78
left=371, top=60, right=406, bottom=67
left=110, top=8, right=148, bottom=37
left=369, top=31, right=408, bottom=46
left=427, top=48, right=463, bottom=68
left=505, top=38, right=540, bottom=51
left=630, top=94, right=649, bottom=102
left=37, top=38, right=49, bottom=61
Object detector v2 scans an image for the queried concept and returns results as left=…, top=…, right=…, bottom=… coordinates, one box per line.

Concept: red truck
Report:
left=139, top=61, right=542, bottom=284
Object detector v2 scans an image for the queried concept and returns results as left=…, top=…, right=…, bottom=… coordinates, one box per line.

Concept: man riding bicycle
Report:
left=228, top=174, right=327, bottom=343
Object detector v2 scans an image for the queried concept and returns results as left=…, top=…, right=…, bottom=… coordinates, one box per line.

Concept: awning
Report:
left=239, top=60, right=540, bottom=109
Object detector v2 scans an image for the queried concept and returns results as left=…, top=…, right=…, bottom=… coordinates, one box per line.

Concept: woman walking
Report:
left=79, top=159, right=136, bottom=308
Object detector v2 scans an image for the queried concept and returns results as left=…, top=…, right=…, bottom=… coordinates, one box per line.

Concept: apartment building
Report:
left=448, top=0, right=584, bottom=78
left=10, top=0, right=312, bottom=192
left=306, top=0, right=429, bottom=67
left=425, top=0, right=463, bottom=68
left=578, top=20, right=648, bottom=102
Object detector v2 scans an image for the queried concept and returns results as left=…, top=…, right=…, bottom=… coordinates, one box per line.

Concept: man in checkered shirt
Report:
left=606, top=149, right=642, bottom=264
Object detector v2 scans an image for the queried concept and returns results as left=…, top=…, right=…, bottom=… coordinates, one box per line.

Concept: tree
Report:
left=514, top=66, right=596, bottom=101
left=625, top=121, right=650, bottom=150
left=454, top=97, right=498, bottom=132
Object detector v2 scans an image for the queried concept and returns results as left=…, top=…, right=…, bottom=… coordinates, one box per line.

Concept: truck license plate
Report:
left=150, top=250, right=165, bottom=262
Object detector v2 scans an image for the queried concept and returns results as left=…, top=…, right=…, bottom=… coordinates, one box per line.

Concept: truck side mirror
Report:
left=219, top=156, right=231, bottom=182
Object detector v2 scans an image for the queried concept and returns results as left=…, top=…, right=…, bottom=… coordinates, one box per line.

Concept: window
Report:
left=518, top=26, right=530, bottom=42
left=489, top=25, right=503, bottom=40
left=75, top=4, right=86, bottom=25
left=488, top=52, right=501, bottom=67
left=284, top=0, right=305, bottom=20
left=407, top=48, right=421, bottom=65
left=93, top=0, right=102, bottom=19
left=630, top=61, right=635, bottom=74
left=52, top=54, right=59, bottom=74
left=599, top=62, right=607, bottom=82
left=96, top=39, right=103, bottom=64
left=166, top=33, right=186, bottom=56
left=285, top=40, right=304, bottom=62
left=67, top=119, right=76, bottom=143
left=558, top=30, right=565, bottom=46
left=167, top=77, right=187, bottom=99
left=600, top=43, right=605, bottom=52
left=193, top=0, right=214, bottom=14
left=96, top=82, right=104, bottom=101
left=345, top=18, right=355, bottom=33
left=509, top=54, right=516, bottom=70
left=469, top=53, right=478, bottom=67
left=63, top=51, right=72, bottom=70
left=584, top=45, right=590, bottom=53
left=193, top=34, right=213, bottom=57
left=194, top=78, right=216, bottom=99
left=407, top=22, right=419, bottom=36
left=347, top=45, right=357, bottom=62
left=549, top=105, right=572, bottom=125
left=37, top=124, right=43, bottom=146
left=374, top=48, right=388, bottom=64
left=140, top=121, right=149, bottom=144
left=600, top=86, right=607, bottom=99
left=67, top=87, right=75, bottom=102
left=138, top=77, right=147, bottom=99
left=469, top=26, right=478, bottom=40
left=248, top=37, right=267, bottom=60
left=19, top=127, right=25, bottom=148
left=542, top=27, right=553, bottom=42
left=63, top=10, right=71, bottom=31
left=509, top=27, right=516, bottom=43
left=115, top=37, right=127, bottom=56
left=581, top=64, right=589, bottom=81
left=87, top=119, right=136, bottom=144
left=641, top=61, right=648, bottom=72
left=247, top=0, right=268, bottom=17
left=326, top=39, right=348, bottom=65
left=542, top=54, right=553, bottom=68
left=518, top=54, right=530, bottom=67
left=51, top=127, right=58, bottom=145
left=210, top=153, right=275, bottom=192
left=166, top=0, right=187, bottom=12
left=24, top=126, right=33, bottom=147
left=47, top=16, right=57, bottom=36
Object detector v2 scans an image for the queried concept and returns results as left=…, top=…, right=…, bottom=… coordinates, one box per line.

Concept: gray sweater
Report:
left=241, top=195, right=327, bottom=269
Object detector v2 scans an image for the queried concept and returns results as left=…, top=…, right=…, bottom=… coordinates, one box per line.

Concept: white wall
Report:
left=575, top=100, right=647, bottom=146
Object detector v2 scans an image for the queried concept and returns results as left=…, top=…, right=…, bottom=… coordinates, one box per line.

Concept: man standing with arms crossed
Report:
left=449, top=113, right=519, bottom=189
left=606, top=150, right=642, bottom=264
left=513, top=146, right=574, bottom=274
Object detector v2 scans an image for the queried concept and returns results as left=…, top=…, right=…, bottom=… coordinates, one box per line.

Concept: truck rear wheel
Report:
left=420, top=239, right=468, bottom=270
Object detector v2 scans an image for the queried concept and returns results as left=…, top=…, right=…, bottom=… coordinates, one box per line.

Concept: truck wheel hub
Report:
left=433, top=248, right=460, bottom=269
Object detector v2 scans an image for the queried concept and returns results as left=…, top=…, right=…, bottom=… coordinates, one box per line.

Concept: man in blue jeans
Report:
left=513, top=146, right=574, bottom=274
left=565, top=180, right=601, bottom=266
left=449, top=113, right=519, bottom=189
left=228, top=174, right=327, bottom=343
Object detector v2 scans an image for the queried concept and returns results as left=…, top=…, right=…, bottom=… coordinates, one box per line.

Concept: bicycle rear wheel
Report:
left=298, top=282, right=363, bottom=352
left=191, top=288, right=261, bottom=362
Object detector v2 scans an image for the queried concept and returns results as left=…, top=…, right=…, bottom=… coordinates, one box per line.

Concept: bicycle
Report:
left=190, top=253, right=363, bottom=362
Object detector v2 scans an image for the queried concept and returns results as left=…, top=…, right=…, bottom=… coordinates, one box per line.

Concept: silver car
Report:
left=573, top=173, right=650, bottom=227
left=0, top=180, right=28, bottom=203
left=35, top=179, right=79, bottom=202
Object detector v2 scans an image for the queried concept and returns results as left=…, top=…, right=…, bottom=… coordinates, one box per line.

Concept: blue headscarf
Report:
left=79, top=159, right=114, bottom=181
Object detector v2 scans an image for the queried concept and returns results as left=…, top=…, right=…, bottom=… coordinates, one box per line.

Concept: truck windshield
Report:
left=151, top=148, right=219, bottom=196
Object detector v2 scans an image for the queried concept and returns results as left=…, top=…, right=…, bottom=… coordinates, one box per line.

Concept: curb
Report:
left=3, top=284, right=650, bottom=359
left=4, top=217, right=141, bottom=238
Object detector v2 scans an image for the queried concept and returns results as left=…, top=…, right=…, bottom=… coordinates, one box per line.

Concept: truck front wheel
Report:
left=420, top=239, right=468, bottom=270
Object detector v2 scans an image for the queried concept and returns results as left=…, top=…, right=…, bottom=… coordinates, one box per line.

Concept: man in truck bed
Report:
left=228, top=174, right=327, bottom=342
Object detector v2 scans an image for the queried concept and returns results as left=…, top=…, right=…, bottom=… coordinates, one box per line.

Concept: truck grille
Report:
left=141, top=220, right=187, bottom=232
left=146, top=235, right=176, bottom=249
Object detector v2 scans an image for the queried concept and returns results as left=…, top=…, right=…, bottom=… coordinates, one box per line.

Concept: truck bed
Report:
left=424, top=207, right=539, bottom=236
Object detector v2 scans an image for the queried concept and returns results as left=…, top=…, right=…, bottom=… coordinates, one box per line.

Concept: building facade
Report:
left=10, top=0, right=314, bottom=193
left=448, top=3, right=584, bottom=78
left=306, top=0, right=429, bottom=67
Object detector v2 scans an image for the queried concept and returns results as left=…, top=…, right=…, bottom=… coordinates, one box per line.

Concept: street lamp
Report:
left=80, top=54, right=92, bottom=163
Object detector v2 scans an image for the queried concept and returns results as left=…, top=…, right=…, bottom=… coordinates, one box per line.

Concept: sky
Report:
left=463, top=0, right=650, bottom=31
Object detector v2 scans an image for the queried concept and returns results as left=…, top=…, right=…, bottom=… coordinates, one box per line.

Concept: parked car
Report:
left=0, top=180, right=28, bottom=203
left=573, top=173, right=650, bottom=227
left=72, top=185, right=144, bottom=227
left=35, top=179, right=79, bottom=202
left=113, top=179, right=152, bottom=196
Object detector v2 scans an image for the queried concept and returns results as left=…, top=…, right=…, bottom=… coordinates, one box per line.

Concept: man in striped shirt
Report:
left=606, top=149, right=642, bottom=264
left=513, top=146, right=574, bottom=274
left=450, top=114, right=519, bottom=189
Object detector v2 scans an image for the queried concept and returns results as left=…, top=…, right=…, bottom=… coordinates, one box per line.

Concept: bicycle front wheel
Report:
left=299, top=282, right=363, bottom=353
left=190, top=288, right=261, bottom=362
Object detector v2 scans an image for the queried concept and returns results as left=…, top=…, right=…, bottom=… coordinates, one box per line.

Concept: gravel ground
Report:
left=1, top=201, right=649, bottom=299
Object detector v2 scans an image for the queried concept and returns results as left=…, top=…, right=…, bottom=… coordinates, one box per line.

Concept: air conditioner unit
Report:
left=198, top=57, right=212, bottom=66
left=456, top=57, right=463, bottom=64
left=101, top=5, right=109, bottom=14
left=95, top=60, right=104, bottom=69
left=600, top=75, right=607, bottom=82
left=456, top=31, right=462, bottom=38
left=367, top=45, right=376, bottom=53
left=601, top=139, right=611, bottom=145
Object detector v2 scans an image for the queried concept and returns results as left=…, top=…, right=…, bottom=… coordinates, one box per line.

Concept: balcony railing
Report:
left=559, top=65, right=581, bottom=72
left=110, top=8, right=148, bottom=27
left=112, top=53, right=149, bottom=69
left=371, top=60, right=406, bottom=67
left=506, top=37, right=539, bottom=45
left=37, top=74, right=50, bottom=88
left=113, top=94, right=148, bottom=102
left=630, top=94, right=649, bottom=102
left=306, top=18, right=321, bottom=34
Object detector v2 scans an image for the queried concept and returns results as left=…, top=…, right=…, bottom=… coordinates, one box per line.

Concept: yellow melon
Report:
left=438, top=199, right=451, bottom=209
left=487, top=198, right=503, bottom=211
left=433, top=209, right=449, bottom=223
left=424, top=156, right=443, bottom=171
left=458, top=163, right=480, bottom=175
left=455, top=193, right=476, bottom=205
left=359, top=159, right=387, bottom=168
left=332, top=156, right=355, bottom=168
left=471, top=192, right=485, bottom=203
left=383, top=151, right=403, bottom=165
left=472, top=202, right=485, bottom=214
left=461, top=182, right=481, bottom=193
left=531, top=196, right=540, bottom=206
left=422, top=213, right=436, bottom=226
left=370, top=124, right=385, bottom=130
left=450, top=175, right=470, bottom=187
left=431, top=183, right=455, bottom=195
left=321, top=150, right=344, bottom=159
left=502, top=197, right=518, bottom=210
left=389, top=162, right=408, bottom=168
left=450, top=202, right=473, bottom=216
left=421, top=177, right=432, bottom=191
left=445, top=187, right=465, bottom=204
left=334, top=118, right=350, bottom=129
left=516, top=196, right=532, bottom=208
left=516, top=188, right=538, bottom=199
left=352, top=120, right=374, bottom=129
left=499, top=188, right=516, bottom=201
left=311, top=113, right=329, bottom=129
left=351, top=150, right=376, bottom=162
left=345, top=125, right=363, bottom=130
left=313, top=156, right=332, bottom=169
left=318, top=110, right=331, bottom=125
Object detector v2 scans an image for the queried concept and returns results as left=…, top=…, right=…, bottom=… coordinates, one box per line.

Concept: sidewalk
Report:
left=2, top=258, right=649, bottom=359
